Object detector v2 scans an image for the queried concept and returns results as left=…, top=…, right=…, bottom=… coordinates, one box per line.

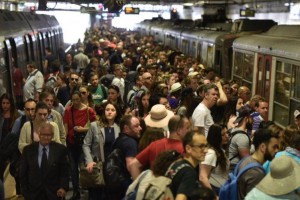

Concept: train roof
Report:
left=0, top=10, right=32, bottom=40
left=233, top=25, right=300, bottom=60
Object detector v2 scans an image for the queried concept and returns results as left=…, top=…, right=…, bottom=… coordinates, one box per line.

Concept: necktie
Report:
left=41, top=147, right=48, bottom=173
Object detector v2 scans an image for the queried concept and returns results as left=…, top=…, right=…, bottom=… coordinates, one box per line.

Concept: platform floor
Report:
left=4, top=165, right=89, bottom=200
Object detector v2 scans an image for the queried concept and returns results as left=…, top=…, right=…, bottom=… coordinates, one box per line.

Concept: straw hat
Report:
left=256, top=155, right=300, bottom=196
left=170, top=82, right=182, bottom=94
left=144, top=104, right=174, bottom=128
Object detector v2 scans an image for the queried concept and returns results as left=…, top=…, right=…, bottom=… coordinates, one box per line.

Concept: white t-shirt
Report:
left=192, top=103, right=214, bottom=137
left=201, top=148, right=229, bottom=188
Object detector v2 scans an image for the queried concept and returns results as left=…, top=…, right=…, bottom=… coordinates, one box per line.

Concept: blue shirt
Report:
left=38, top=144, right=49, bottom=167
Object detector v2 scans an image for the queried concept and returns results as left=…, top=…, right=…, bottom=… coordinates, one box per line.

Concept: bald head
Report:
left=238, top=86, right=251, bottom=103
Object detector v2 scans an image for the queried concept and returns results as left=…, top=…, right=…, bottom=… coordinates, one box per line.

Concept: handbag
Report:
left=71, top=106, right=90, bottom=146
left=79, top=161, right=105, bottom=188
left=79, top=125, right=105, bottom=188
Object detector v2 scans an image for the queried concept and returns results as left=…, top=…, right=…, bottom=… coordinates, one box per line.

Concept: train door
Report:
left=256, top=54, right=272, bottom=101
left=206, top=43, right=214, bottom=68
left=197, top=42, right=202, bottom=62
left=0, top=47, right=9, bottom=96
left=3, top=40, right=14, bottom=96
left=24, top=35, right=31, bottom=62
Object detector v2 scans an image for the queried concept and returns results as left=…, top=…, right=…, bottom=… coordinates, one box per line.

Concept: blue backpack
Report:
left=219, top=158, right=264, bottom=200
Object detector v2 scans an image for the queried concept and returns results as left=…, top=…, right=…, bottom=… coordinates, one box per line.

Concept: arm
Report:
left=125, top=157, right=135, bottom=173
left=175, top=194, right=187, bottom=200
left=128, top=158, right=143, bottom=180
left=18, top=123, right=30, bottom=153
left=51, top=123, right=62, bottom=144
left=35, top=73, right=44, bottom=102
left=216, top=81, right=228, bottom=106
left=82, top=125, right=96, bottom=172
left=199, top=164, right=213, bottom=189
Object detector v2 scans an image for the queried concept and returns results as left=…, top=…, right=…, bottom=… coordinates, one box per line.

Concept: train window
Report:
left=244, top=54, right=254, bottom=81
left=233, top=52, right=243, bottom=76
left=293, top=65, right=300, bottom=99
left=273, top=104, right=289, bottom=126
left=275, top=61, right=291, bottom=105
left=207, top=45, right=214, bottom=68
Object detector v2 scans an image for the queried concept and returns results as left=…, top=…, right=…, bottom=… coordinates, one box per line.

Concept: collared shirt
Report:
left=38, top=144, right=49, bottom=167
left=23, top=69, right=44, bottom=101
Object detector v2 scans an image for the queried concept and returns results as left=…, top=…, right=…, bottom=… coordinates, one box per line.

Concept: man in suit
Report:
left=20, top=122, right=69, bottom=200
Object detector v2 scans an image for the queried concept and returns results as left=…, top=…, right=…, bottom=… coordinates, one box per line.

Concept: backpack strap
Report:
left=235, top=161, right=263, bottom=179
left=165, top=160, right=192, bottom=179
left=100, top=84, right=107, bottom=99
left=134, top=170, right=149, bottom=192
left=229, top=130, right=251, bottom=161
left=30, top=121, right=34, bottom=142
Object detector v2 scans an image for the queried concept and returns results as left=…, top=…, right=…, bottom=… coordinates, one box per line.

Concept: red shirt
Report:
left=136, top=138, right=184, bottom=168
left=63, top=106, right=96, bottom=144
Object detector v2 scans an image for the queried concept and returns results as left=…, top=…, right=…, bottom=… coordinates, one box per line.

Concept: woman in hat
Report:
left=246, top=156, right=300, bottom=199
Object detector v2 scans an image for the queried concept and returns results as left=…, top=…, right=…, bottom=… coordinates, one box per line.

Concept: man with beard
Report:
left=236, top=128, right=279, bottom=200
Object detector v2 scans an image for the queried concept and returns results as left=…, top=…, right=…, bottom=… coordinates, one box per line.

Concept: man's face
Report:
left=43, top=95, right=54, bottom=109
left=69, top=74, right=79, bottom=87
left=142, top=72, right=153, bottom=87
left=190, top=78, right=198, bottom=92
left=35, top=108, right=48, bottom=123
left=26, top=65, right=33, bottom=73
left=256, top=101, right=269, bottom=120
left=189, top=134, right=208, bottom=162
left=90, top=75, right=99, bottom=87
left=114, top=66, right=123, bottom=78
left=178, top=118, right=191, bottom=139
left=24, top=101, right=36, bottom=120
left=128, top=117, right=142, bottom=138
left=205, top=88, right=219, bottom=108
left=39, top=126, right=53, bottom=146
left=264, top=137, right=279, bottom=161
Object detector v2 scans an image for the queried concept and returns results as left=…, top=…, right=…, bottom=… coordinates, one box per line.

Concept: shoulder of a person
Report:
left=49, top=121, right=59, bottom=128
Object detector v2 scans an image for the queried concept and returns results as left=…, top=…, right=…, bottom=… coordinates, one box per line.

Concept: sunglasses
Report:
left=80, top=91, right=87, bottom=95
left=71, top=78, right=79, bottom=81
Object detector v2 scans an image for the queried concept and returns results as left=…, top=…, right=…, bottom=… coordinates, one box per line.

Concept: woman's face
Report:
left=79, top=87, right=89, bottom=100
left=168, top=76, right=176, bottom=86
left=2, top=98, right=11, bottom=112
left=105, top=104, right=117, bottom=121
left=56, top=76, right=62, bottom=87
left=71, top=94, right=81, bottom=107
left=108, top=89, right=119, bottom=102
left=221, top=127, right=229, bottom=145
left=141, top=94, right=150, bottom=109
left=236, top=98, right=244, bottom=111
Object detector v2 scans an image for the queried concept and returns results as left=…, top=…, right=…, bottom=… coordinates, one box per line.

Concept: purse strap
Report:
left=97, top=122, right=105, bottom=162
left=71, top=106, right=76, bottom=127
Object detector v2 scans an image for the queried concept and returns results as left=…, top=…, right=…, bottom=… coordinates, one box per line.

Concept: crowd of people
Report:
left=0, top=26, right=300, bottom=200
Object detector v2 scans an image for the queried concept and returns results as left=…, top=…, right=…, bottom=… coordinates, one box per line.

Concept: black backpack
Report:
left=104, top=135, right=130, bottom=187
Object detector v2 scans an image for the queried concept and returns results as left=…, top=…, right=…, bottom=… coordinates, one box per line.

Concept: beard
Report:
left=264, top=148, right=274, bottom=161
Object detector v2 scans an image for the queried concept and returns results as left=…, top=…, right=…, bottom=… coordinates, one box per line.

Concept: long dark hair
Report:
left=207, top=124, right=227, bottom=171
left=0, top=93, right=19, bottom=129
left=98, top=101, right=121, bottom=127
left=223, top=96, right=239, bottom=125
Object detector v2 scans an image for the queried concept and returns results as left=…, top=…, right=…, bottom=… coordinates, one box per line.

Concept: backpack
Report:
left=104, top=135, right=130, bottom=187
left=229, top=130, right=251, bottom=161
left=143, top=176, right=174, bottom=200
left=124, top=170, right=149, bottom=200
left=219, top=158, right=264, bottom=200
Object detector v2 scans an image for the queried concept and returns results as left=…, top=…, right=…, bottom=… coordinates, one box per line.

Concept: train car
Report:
left=233, top=25, right=300, bottom=127
left=0, top=9, right=63, bottom=99
left=149, top=19, right=172, bottom=44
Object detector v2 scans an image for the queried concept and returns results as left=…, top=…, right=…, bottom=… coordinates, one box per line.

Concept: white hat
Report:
left=170, top=82, right=182, bottom=94
left=294, top=110, right=300, bottom=118
left=144, top=104, right=174, bottom=128
left=256, top=155, right=300, bottom=196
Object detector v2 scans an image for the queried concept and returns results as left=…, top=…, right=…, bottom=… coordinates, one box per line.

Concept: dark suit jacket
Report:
left=20, top=141, right=69, bottom=200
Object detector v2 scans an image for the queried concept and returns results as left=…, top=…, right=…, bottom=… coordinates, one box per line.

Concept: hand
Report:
left=86, top=162, right=96, bottom=173
left=57, top=188, right=66, bottom=198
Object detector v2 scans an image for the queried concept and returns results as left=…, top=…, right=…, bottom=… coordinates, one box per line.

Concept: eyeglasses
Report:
left=37, top=113, right=48, bottom=117
left=71, top=78, right=79, bottom=81
left=191, top=144, right=208, bottom=150
left=80, top=91, right=87, bottom=95
left=25, top=108, right=35, bottom=111
left=40, top=134, right=52, bottom=138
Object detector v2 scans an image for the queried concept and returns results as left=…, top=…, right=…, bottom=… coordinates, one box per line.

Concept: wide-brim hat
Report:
left=170, top=82, right=182, bottom=94
left=144, top=104, right=174, bottom=128
left=256, top=155, right=300, bottom=196
left=294, top=110, right=300, bottom=118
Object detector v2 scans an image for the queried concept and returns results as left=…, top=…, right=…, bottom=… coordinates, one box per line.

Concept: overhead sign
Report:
left=124, top=7, right=140, bottom=14
left=240, top=9, right=255, bottom=17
